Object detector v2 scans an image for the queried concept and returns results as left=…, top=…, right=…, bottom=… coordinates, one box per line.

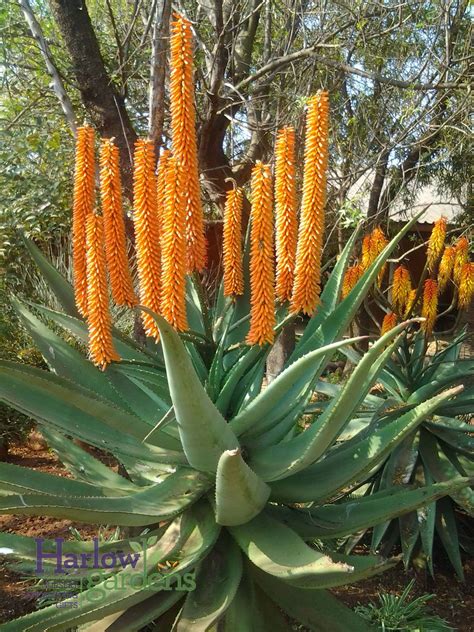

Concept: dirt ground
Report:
left=0, top=441, right=472, bottom=630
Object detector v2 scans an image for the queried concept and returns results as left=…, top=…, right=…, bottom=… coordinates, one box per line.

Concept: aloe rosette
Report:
left=0, top=218, right=470, bottom=631
left=333, top=329, right=473, bottom=578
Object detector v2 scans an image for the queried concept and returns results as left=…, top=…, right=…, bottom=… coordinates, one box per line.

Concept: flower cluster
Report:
left=71, top=16, right=333, bottom=359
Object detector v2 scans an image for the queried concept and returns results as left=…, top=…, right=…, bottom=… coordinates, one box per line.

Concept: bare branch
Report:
left=233, top=47, right=468, bottom=95
left=149, top=0, right=171, bottom=151
left=19, top=0, right=77, bottom=134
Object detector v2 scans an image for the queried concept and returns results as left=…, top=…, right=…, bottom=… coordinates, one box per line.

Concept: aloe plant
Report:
left=0, top=217, right=470, bottom=632
left=333, top=330, right=473, bottom=579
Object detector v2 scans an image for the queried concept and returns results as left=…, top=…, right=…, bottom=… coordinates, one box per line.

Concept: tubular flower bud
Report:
left=156, top=149, right=171, bottom=235
left=421, top=279, right=438, bottom=336
left=458, top=262, right=474, bottom=310
left=223, top=186, right=244, bottom=297
left=453, top=237, right=469, bottom=286
left=381, top=312, right=397, bottom=336
left=170, top=13, right=206, bottom=272
left=85, top=214, right=120, bottom=370
left=160, top=156, right=188, bottom=331
left=99, top=138, right=137, bottom=307
left=275, top=127, right=297, bottom=302
left=133, top=139, right=161, bottom=340
left=437, top=246, right=455, bottom=293
left=370, top=226, right=388, bottom=286
left=291, top=92, right=329, bottom=315
left=404, top=289, right=418, bottom=318
left=391, top=265, right=412, bottom=313
left=427, top=217, right=447, bottom=272
left=342, top=264, right=363, bottom=299
left=72, top=125, right=95, bottom=316
left=247, top=162, right=275, bottom=346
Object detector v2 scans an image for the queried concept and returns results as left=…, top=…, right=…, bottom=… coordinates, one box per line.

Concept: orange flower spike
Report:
left=85, top=213, right=120, bottom=370
left=381, top=312, right=397, bottom=336
left=427, top=217, right=447, bottom=272
left=247, top=162, right=275, bottom=346
left=99, top=139, right=137, bottom=308
left=132, top=139, right=161, bottom=340
left=223, top=185, right=244, bottom=297
left=156, top=149, right=171, bottom=235
left=458, top=262, right=474, bottom=310
left=392, top=265, right=412, bottom=313
left=453, top=236, right=469, bottom=286
left=169, top=13, right=206, bottom=272
left=361, top=234, right=372, bottom=270
left=275, top=127, right=298, bottom=302
left=421, top=279, right=438, bottom=336
left=437, top=245, right=455, bottom=293
left=160, top=156, right=188, bottom=331
left=72, top=125, right=95, bottom=316
left=291, top=92, right=329, bottom=315
left=342, top=264, right=362, bottom=299
left=370, top=226, right=388, bottom=257
left=371, top=226, right=389, bottom=286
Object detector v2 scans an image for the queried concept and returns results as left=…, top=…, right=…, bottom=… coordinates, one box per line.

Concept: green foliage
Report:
left=355, top=579, right=454, bottom=631
left=338, top=330, right=473, bottom=578
left=0, top=219, right=470, bottom=630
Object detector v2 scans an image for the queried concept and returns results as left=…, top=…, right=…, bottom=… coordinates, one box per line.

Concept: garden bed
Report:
left=0, top=440, right=472, bottom=630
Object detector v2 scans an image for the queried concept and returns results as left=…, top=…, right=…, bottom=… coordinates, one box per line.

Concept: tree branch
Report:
left=149, top=0, right=171, bottom=152
left=19, top=0, right=77, bottom=135
left=232, top=47, right=468, bottom=95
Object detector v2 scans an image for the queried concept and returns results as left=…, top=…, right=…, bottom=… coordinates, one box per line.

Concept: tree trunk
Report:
left=50, top=0, right=137, bottom=199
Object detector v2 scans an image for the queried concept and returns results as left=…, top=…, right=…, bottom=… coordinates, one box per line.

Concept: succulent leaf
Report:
left=0, top=469, right=209, bottom=526
left=215, top=449, right=270, bottom=526
left=174, top=533, right=242, bottom=630
left=146, top=309, right=240, bottom=472
left=270, top=385, right=463, bottom=502
left=253, top=568, right=372, bottom=632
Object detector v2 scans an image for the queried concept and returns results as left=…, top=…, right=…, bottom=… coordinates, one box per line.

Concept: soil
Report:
left=0, top=441, right=472, bottom=630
